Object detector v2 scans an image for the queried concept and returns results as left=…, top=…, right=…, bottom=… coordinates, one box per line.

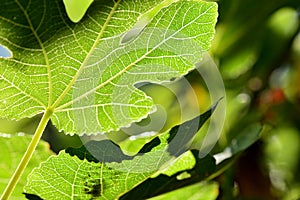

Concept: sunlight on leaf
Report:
left=0, top=0, right=218, bottom=135
left=24, top=104, right=217, bottom=199
left=159, top=151, right=195, bottom=177
left=120, top=152, right=218, bottom=199
left=24, top=135, right=169, bottom=199
left=63, top=0, right=94, bottom=23
left=148, top=182, right=219, bottom=200
left=0, top=133, right=52, bottom=199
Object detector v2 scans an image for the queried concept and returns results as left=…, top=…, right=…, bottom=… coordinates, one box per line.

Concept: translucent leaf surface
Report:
left=120, top=152, right=218, bottom=199
left=121, top=124, right=262, bottom=199
left=63, top=0, right=94, bottom=23
left=148, top=182, right=219, bottom=200
left=24, top=104, right=216, bottom=199
left=0, top=0, right=218, bottom=135
left=0, top=133, right=52, bottom=199
left=24, top=135, right=173, bottom=199
left=160, top=151, right=196, bottom=177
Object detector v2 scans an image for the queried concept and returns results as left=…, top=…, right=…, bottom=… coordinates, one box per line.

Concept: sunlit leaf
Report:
left=0, top=133, right=52, bottom=199
left=63, top=0, right=94, bottom=23
left=148, top=182, right=219, bottom=200
left=24, top=104, right=216, bottom=199
left=0, top=0, right=218, bottom=135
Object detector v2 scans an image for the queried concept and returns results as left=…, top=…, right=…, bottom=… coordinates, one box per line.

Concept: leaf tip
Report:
left=63, top=0, right=94, bottom=23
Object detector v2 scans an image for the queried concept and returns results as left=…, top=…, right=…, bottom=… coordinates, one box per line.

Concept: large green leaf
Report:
left=0, top=0, right=218, bottom=135
left=0, top=133, right=52, bottom=199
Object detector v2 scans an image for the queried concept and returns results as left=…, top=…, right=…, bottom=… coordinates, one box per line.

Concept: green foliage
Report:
left=2, top=0, right=299, bottom=199
left=0, top=133, right=52, bottom=200
left=148, top=182, right=219, bottom=200
left=20, top=103, right=263, bottom=199
left=0, top=0, right=217, bottom=135
left=24, top=105, right=216, bottom=199
left=0, top=0, right=221, bottom=198
left=63, top=0, right=94, bottom=22
left=210, top=0, right=300, bottom=198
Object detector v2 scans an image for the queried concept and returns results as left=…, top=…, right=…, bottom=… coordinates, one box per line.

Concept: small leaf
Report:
left=25, top=135, right=170, bottom=199
left=160, top=151, right=196, bottom=177
left=63, top=0, right=94, bottom=23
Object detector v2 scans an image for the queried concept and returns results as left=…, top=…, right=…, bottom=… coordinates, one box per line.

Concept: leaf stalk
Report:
left=1, top=109, right=52, bottom=200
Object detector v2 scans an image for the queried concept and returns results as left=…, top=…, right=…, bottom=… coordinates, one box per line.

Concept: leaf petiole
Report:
left=1, top=109, right=53, bottom=200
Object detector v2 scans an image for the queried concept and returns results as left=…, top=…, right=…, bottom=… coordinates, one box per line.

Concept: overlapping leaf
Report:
left=63, top=0, right=94, bottom=22
left=24, top=137, right=167, bottom=199
left=121, top=124, right=262, bottom=199
left=24, top=103, right=217, bottom=199
left=0, top=0, right=218, bottom=135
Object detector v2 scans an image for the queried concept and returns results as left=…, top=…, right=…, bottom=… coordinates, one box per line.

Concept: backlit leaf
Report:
left=0, top=0, right=218, bottom=135
left=24, top=103, right=217, bottom=199
left=0, top=133, right=52, bottom=199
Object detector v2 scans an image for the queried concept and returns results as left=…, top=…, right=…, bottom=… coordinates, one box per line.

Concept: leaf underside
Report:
left=0, top=0, right=218, bottom=135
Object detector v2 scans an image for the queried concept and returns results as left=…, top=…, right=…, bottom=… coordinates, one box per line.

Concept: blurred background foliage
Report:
left=1, top=0, right=300, bottom=199
left=211, top=0, right=300, bottom=199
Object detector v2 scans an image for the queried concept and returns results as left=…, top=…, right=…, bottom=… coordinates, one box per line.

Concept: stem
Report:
left=1, top=109, right=53, bottom=200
